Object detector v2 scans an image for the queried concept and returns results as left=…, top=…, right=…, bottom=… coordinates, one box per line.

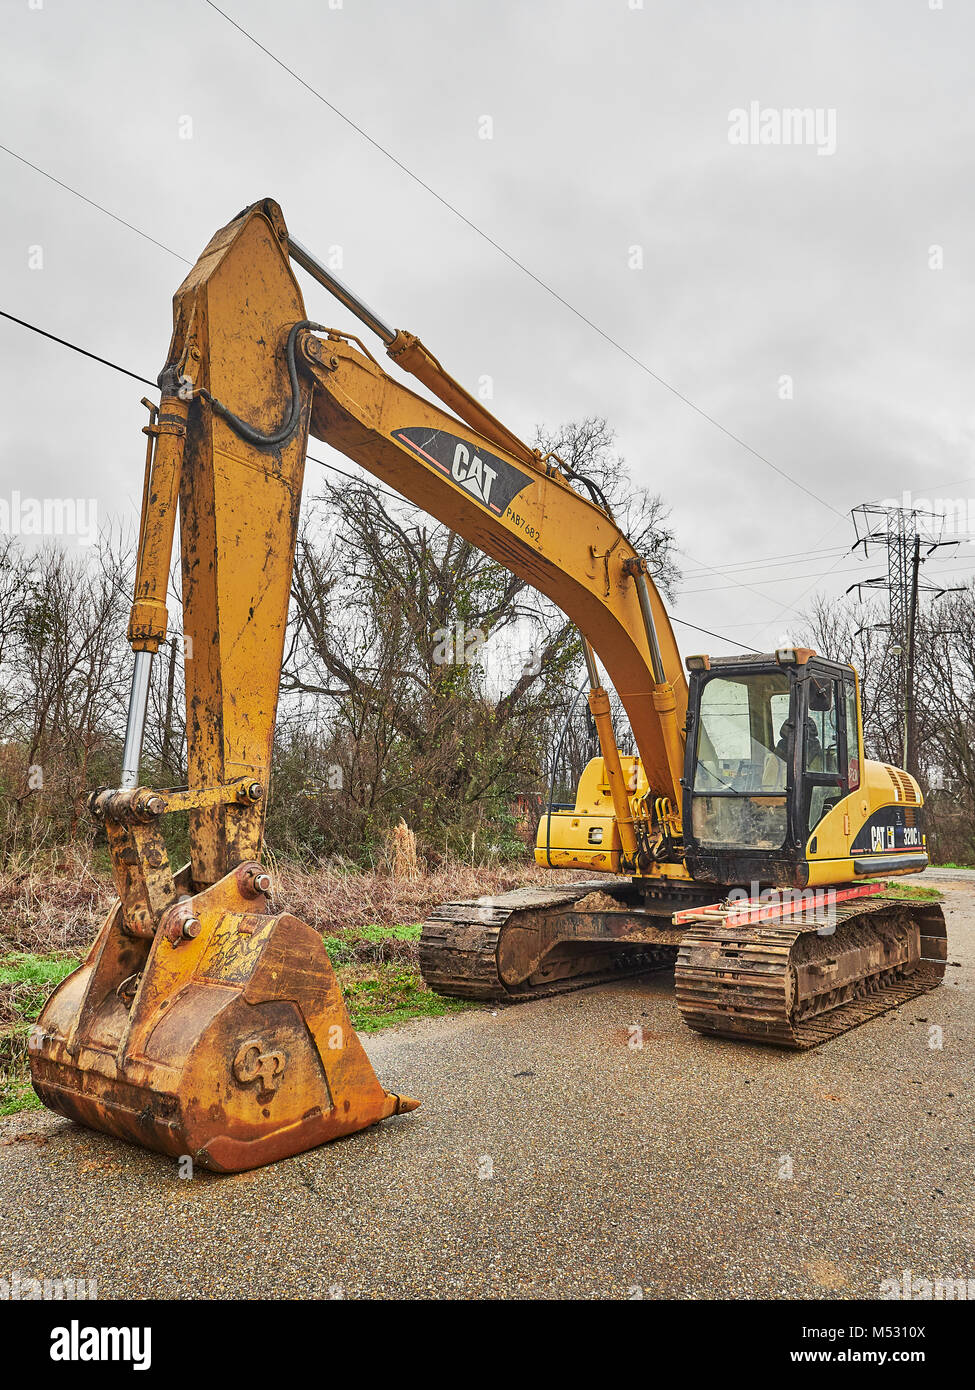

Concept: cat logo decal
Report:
left=393, top=427, right=532, bottom=515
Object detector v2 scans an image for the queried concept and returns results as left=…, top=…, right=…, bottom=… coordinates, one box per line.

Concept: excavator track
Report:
left=674, top=895, right=947, bottom=1049
left=419, top=880, right=681, bottom=1002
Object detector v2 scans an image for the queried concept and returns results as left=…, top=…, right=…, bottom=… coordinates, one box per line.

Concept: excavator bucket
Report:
left=30, top=864, right=418, bottom=1172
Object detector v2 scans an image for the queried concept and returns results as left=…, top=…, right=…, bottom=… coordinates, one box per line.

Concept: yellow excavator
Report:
left=30, top=199, right=946, bottom=1171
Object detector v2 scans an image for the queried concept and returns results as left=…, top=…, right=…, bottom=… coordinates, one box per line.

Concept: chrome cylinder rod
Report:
left=582, top=638, right=600, bottom=689
left=288, top=237, right=396, bottom=346
left=120, top=649, right=153, bottom=790
left=633, top=569, right=666, bottom=685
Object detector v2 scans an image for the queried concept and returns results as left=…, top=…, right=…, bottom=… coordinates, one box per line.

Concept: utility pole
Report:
left=903, top=534, right=921, bottom=778
left=849, top=503, right=960, bottom=778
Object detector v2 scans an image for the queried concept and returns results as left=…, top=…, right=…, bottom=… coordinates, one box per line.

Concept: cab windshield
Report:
left=692, top=671, right=792, bottom=848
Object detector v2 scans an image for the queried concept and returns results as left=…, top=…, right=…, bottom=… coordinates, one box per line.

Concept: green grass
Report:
left=935, top=861, right=975, bottom=870
left=324, top=922, right=474, bottom=1031
left=0, top=1076, right=43, bottom=1117
left=0, top=951, right=81, bottom=1117
left=0, top=928, right=470, bottom=1117
left=352, top=923, right=423, bottom=942
left=321, top=923, right=424, bottom=967
left=340, top=966, right=475, bottom=1033
left=882, top=884, right=943, bottom=901
left=0, top=952, right=81, bottom=1016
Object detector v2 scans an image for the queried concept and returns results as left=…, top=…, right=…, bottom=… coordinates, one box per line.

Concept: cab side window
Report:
left=804, top=679, right=839, bottom=774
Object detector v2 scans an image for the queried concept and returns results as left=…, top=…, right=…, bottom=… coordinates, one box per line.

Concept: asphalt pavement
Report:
left=1, top=876, right=972, bottom=1299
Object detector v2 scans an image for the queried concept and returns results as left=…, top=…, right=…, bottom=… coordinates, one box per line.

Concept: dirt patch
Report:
left=573, top=891, right=625, bottom=912
left=0, top=1129, right=48, bottom=1148
left=802, top=1258, right=850, bottom=1290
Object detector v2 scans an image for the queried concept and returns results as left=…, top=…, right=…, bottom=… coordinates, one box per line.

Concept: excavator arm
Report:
left=304, top=328, right=689, bottom=809
left=149, top=200, right=687, bottom=868
left=121, top=199, right=688, bottom=886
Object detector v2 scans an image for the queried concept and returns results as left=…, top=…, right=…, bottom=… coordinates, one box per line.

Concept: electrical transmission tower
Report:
left=848, top=503, right=961, bottom=777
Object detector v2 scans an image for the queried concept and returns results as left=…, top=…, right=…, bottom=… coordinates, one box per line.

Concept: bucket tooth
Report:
left=29, top=868, right=418, bottom=1173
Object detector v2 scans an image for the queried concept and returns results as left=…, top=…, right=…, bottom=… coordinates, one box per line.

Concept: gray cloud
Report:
left=2, top=0, right=972, bottom=655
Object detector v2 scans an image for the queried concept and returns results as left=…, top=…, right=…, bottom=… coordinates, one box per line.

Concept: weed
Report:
left=338, top=964, right=475, bottom=1033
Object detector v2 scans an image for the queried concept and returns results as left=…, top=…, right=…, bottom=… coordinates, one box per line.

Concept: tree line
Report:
left=2, top=418, right=971, bottom=871
left=0, top=420, right=673, bottom=870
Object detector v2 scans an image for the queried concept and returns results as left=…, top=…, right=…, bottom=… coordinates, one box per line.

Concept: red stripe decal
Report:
left=395, top=431, right=449, bottom=471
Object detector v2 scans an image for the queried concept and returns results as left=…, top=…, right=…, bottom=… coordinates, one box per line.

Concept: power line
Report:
left=1, top=134, right=836, bottom=522
left=0, top=300, right=855, bottom=652
left=682, top=561, right=876, bottom=595
left=744, top=511, right=858, bottom=643
left=0, top=305, right=761, bottom=653
left=865, top=472, right=975, bottom=505
left=0, top=310, right=402, bottom=510
left=0, top=143, right=191, bottom=264
left=10, top=127, right=964, bottom=563
left=669, top=616, right=760, bottom=652
left=680, top=544, right=849, bottom=576
left=308, top=453, right=407, bottom=509
left=676, top=546, right=806, bottom=618
left=201, top=1, right=845, bottom=523
left=1, top=132, right=957, bottom=546
left=0, top=308, right=156, bottom=388
left=682, top=560, right=975, bottom=596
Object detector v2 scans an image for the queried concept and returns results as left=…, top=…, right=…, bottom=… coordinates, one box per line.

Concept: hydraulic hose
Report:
left=190, top=319, right=326, bottom=448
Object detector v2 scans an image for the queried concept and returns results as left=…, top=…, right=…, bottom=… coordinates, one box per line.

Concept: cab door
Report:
left=800, top=669, right=857, bottom=846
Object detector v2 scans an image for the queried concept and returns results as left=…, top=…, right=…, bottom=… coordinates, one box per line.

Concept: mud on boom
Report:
left=30, top=200, right=946, bottom=1172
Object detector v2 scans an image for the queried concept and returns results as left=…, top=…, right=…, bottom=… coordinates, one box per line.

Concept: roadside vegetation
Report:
left=0, top=847, right=585, bottom=1116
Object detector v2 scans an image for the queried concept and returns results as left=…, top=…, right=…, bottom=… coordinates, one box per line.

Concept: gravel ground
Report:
left=1, top=877, right=972, bottom=1300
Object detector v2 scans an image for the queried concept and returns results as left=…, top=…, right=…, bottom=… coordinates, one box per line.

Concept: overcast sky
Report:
left=2, top=0, right=973, bottom=659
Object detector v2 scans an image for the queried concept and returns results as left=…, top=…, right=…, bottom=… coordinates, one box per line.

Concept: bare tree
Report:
left=0, top=536, right=131, bottom=860
left=280, top=419, right=678, bottom=856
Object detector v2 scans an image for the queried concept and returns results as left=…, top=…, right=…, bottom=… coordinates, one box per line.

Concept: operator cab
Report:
left=681, top=647, right=861, bottom=887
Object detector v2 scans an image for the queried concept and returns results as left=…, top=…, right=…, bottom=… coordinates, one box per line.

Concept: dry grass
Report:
left=389, top=818, right=420, bottom=881
left=0, top=843, right=595, bottom=958
left=276, top=855, right=592, bottom=936
left=0, top=843, right=115, bottom=956
left=0, top=846, right=601, bottom=1114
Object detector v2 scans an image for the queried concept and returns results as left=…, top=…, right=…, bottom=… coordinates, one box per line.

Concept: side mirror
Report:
left=807, top=678, right=832, bottom=713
